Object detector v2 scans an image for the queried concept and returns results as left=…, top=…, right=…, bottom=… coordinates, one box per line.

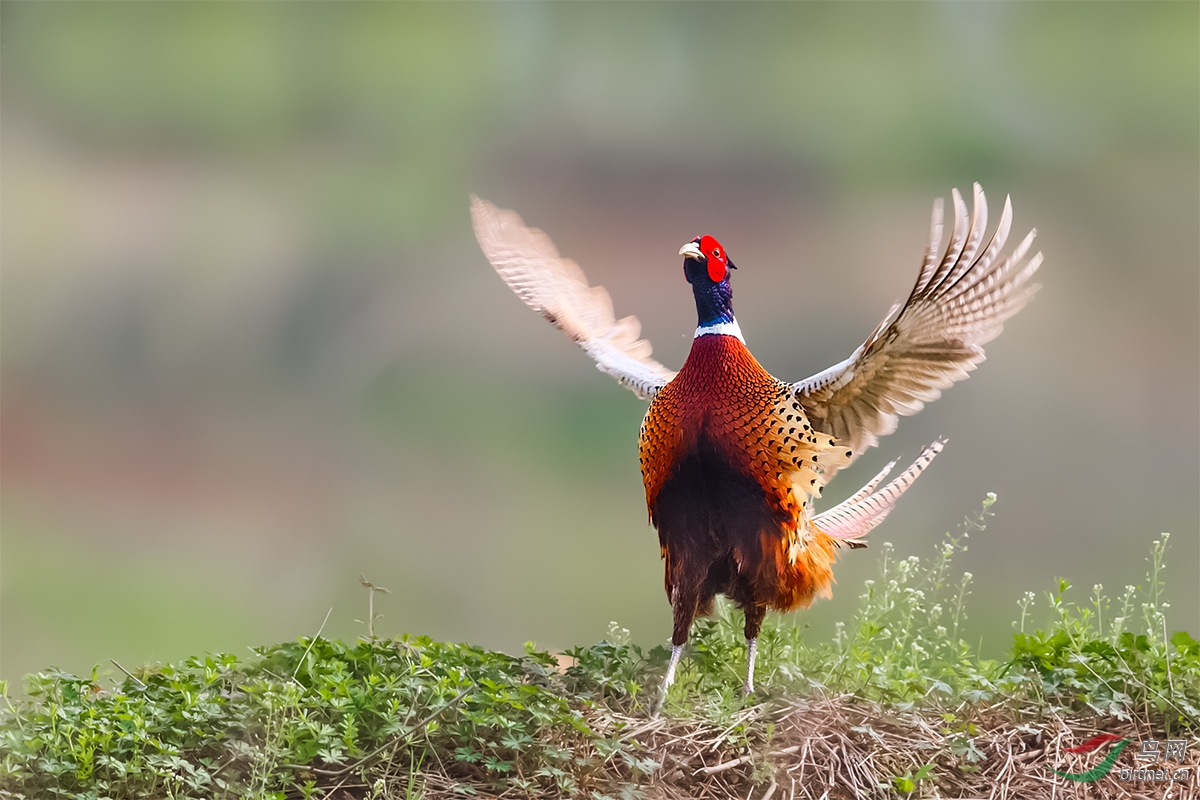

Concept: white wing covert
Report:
left=471, top=196, right=676, bottom=400
left=792, top=184, right=1042, bottom=466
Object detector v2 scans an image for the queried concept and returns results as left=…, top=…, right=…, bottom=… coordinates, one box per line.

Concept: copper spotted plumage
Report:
left=471, top=185, right=1042, bottom=698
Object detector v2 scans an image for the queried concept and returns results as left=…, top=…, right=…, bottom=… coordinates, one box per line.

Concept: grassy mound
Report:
left=3, top=498, right=1197, bottom=799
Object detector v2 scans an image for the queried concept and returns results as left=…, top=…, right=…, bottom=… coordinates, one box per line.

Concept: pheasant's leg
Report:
left=663, top=644, right=684, bottom=690
left=659, top=586, right=699, bottom=700
left=743, top=604, right=766, bottom=695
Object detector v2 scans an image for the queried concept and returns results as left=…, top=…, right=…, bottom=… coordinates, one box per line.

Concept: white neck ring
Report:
left=694, top=319, right=745, bottom=343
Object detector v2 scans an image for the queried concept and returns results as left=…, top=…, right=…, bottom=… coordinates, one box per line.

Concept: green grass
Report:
left=2, top=497, right=1197, bottom=799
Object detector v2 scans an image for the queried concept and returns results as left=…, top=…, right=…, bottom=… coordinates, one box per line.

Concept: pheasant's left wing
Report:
left=792, top=184, right=1042, bottom=464
left=472, top=196, right=676, bottom=400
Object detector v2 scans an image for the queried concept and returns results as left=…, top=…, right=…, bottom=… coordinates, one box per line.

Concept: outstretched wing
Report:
left=792, top=184, right=1042, bottom=464
left=471, top=196, right=676, bottom=400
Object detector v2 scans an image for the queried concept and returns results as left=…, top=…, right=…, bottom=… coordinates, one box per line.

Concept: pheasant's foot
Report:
left=743, top=637, right=758, bottom=696
left=655, top=644, right=685, bottom=715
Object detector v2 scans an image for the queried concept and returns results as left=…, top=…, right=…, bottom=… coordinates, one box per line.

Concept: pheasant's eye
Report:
left=712, top=248, right=721, bottom=258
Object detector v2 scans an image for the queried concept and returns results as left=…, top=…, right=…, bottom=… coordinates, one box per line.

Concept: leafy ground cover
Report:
left=3, top=497, right=1197, bottom=799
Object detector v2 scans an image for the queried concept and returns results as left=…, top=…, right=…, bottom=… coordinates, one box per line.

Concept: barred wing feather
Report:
left=471, top=196, right=677, bottom=400
left=792, top=184, right=1041, bottom=467
left=813, top=440, right=944, bottom=548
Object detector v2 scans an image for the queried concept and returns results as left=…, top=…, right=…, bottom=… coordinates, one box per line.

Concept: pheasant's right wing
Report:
left=471, top=196, right=676, bottom=400
left=791, top=184, right=1042, bottom=465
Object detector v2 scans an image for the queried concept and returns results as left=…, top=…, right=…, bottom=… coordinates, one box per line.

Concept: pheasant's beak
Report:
left=678, top=241, right=704, bottom=261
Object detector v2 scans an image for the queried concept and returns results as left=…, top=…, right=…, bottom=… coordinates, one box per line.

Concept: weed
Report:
left=1009, top=532, right=1199, bottom=732
left=1, top=500, right=1195, bottom=799
left=890, top=761, right=935, bottom=794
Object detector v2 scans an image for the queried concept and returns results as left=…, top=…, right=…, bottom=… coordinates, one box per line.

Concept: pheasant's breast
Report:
left=639, top=335, right=851, bottom=528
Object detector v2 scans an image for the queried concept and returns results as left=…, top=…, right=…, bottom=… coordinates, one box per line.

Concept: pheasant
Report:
left=471, top=185, right=1042, bottom=696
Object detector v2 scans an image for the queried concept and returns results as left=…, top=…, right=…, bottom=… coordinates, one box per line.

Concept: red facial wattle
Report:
left=699, top=235, right=728, bottom=282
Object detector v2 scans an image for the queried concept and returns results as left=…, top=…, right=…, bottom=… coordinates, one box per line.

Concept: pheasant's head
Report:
left=680, top=235, right=738, bottom=329
left=679, top=235, right=736, bottom=285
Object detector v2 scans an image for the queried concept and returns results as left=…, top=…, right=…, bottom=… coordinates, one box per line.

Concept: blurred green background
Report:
left=2, top=3, right=1197, bottom=686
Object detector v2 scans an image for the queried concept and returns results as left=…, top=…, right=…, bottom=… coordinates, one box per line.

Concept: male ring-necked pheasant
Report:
left=471, top=185, right=1041, bottom=696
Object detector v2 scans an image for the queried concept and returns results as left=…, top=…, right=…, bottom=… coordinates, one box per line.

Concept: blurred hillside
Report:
left=2, top=3, right=1197, bottom=685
